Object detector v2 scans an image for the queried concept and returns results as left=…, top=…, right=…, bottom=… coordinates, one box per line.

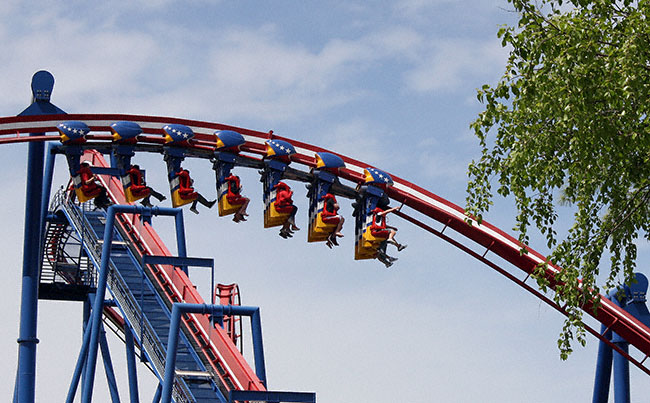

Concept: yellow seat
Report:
left=171, top=189, right=196, bottom=208
left=72, top=176, right=98, bottom=203
left=218, top=194, right=245, bottom=216
left=122, top=176, right=148, bottom=203
left=264, top=202, right=291, bottom=228
left=308, top=212, right=338, bottom=242
left=354, top=226, right=390, bottom=260
left=75, top=188, right=96, bottom=203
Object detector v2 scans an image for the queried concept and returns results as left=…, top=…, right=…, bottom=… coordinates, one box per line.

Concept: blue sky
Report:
left=1, top=1, right=649, bottom=402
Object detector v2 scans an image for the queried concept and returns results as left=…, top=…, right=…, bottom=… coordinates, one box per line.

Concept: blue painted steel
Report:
left=57, top=121, right=90, bottom=143
left=152, top=384, right=162, bottom=403
left=124, top=326, right=140, bottom=403
left=163, top=124, right=194, bottom=144
left=16, top=70, right=66, bottom=403
left=265, top=139, right=295, bottom=157
left=143, top=255, right=213, bottom=297
left=82, top=296, right=93, bottom=401
left=65, top=204, right=224, bottom=402
left=363, top=167, right=393, bottom=186
left=31, top=70, right=55, bottom=101
left=228, top=390, right=316, bottom=403
left=40, top=144, right=58, bottom=234
left=81, top=204, right=191, bottom=402
left=613, top=342, right=630, bottom=403
left=66, top=318, right=93, bottom=403
left=314, top=152, right=344, bottom=170
left=90, top=166, right=121, bottom=177
left=99, top=325, right=121, bottom=403
left=81, top=205, right=118, bottom=403
left=161, top=304, right=184, bottom=403
left=111, top=121, right=143, bottom=142
left=592, top=273, right=650, bottom=402
left=142, top=255, right=213, bottom=268
left=592, top=324, right=613, bottom=403
left=174, top=209, right=189, bottom=272
left=215, top=130, right=245, bottom=149
left=161, top=303, right=267, bottom=403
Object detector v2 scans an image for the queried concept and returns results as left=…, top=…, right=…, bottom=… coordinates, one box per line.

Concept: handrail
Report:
left=59, top=194, right=194, bottom=403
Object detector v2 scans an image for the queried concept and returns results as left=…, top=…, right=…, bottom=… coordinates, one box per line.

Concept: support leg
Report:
left=124, top=326, right=140, bottom=403
left=16, top=138, right=45, bottom=403
left=592, top=325, right=613, bottom=403
left=99, top=325, right=121, bottom=403
left=613, top=342, right=630, bottom=403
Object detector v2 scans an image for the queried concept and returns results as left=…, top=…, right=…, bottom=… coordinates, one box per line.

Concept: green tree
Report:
left=467, top=0, right=650, bottom=358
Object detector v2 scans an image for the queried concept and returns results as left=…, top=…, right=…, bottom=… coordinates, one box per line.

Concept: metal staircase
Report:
left=55, top=195, right=225, bottom=402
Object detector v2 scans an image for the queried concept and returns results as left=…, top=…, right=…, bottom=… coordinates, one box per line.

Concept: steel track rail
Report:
left=3, top=113, right=649, bottom=369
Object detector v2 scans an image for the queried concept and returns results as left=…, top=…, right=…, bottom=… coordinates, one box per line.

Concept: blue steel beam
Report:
left=124, top=326, right=140, bottom=403
left=152, top=384, right=162, bottom=403
left=142, top=255, right=213, bottom=268
left=99, top=325, right=122, bottom=403
left=593, top=273, right=650, bottom=402
left=613, top=342, right=630, bottom=403
left=15, top=70, right=66, bottom=403
left=592, top=324, right=613, bottom=403
left=160, top=303, right=267, bottom=403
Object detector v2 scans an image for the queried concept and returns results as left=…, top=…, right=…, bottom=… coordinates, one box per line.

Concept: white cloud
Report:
left=319, top=118, right=394, bottom=166
left=394, top=0, right=461, bottom=18
left=404, top=37, right=508, bottom=93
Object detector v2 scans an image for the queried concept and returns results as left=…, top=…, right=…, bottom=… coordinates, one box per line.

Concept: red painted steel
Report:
left=2, top=113, right=649, bottom=366
left=84, top=150, right=265, bottom=392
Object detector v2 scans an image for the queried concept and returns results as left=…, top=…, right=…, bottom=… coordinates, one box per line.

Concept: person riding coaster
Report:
left=127, top=164, right=166, bottom=207
left=321, top=193, right=345, bottom=248
left=225, top=174, right=250, bottom=223
left=176, top=168, right=216, bottom=214
left=370, top=205, right=406, bottom=268
left=274, top=181, right=299, bottom=238
left=77, top=161, right=111, bottom=209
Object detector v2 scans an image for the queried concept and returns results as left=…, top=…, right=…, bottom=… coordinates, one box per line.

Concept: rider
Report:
left=321, top=193, right=344, bottom=248
left=370, top=205, right=406, bottom=267
left=370, top=205, right=406, bottom=251
left=176, top=168, right=216, bottom=214
left=127, top=164, right=166, bottom=207
left=225, top=174, right=250, bottom=222
left=78, top=162, right=111, bottom=209
left=274, top=181, right=299, bottom=238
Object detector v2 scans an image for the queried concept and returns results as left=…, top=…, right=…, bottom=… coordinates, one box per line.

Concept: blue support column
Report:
left=160, top=303, right=268, bottom=403
left=99, top=325, right=122, bottom=403
left=152, top=384, right=162, bottom=403
left=593, top=273, right=650, bottom=403
left=40, top=144, right=58, bottom=231
left=613, top=342, right=630, bottom=403
left=66, top=312, right=93, bottom=403
left=174, top=210, right=188, bottom=274
left=124, top=326, right=140, bottom=403
left=592, top=324, right=613, bottom=403
left=160, top=304, right=184, bottom=403
left=81, top=208, right=118, bottom=403
left=15, top=70, right=66, bottom=403
left=81, top=296, right=93, bottom=400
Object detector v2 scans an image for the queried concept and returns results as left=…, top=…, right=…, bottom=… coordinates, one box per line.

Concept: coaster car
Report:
left=265, top=181, right=294, bottom=228
left=170, top=168, right=198, bottom=207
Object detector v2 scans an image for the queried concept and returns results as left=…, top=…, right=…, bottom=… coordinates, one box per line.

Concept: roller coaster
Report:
left=8, top=71, right=650, bottom=402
